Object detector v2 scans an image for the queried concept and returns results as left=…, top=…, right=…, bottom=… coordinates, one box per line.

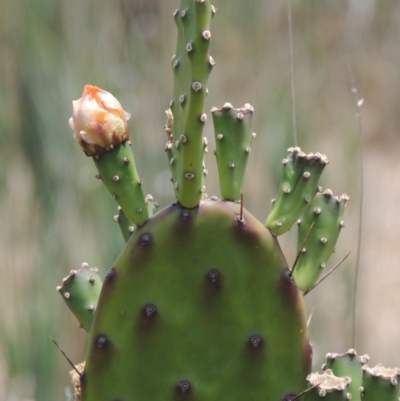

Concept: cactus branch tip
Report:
left=211, top=103, right=254, bottom=114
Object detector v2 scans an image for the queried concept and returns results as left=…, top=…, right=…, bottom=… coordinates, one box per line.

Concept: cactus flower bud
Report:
left=69, top=84, right=131, bottom=156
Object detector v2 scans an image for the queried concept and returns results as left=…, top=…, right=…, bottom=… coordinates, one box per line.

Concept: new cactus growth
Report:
left=212, top=103, right=255, bottom=201
left=57, top=263, right=102, bottom=333
left=361, top=364, right=400, bottom=401
left=266, top=147, right=329, bottom=236
left=57, top=1, right=398, bottom=400
left=293, top=190, right=349, bottom=292
left=305, top=370, right=352, bottom=400
left=323, top=349, right=370, bottom=400
left=305, top=352, right=400, bottom=401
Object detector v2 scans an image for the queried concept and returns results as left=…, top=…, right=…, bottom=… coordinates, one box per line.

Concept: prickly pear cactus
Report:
left=82, top=199, right=313, bottom=400
left=58, top=1, right=400, bottom=401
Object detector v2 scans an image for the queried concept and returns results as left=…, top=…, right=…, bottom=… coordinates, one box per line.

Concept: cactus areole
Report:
left=62, top=1, right=356, bottom=400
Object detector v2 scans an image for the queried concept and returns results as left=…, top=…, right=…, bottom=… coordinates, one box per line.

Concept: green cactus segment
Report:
left=361, top=364, right=400, bottom=401
left=57, top=264, right=103, bottom=332
left=114, top=207, right=135, bottom=243
left=293, top=189, right=349, bottom=292
left=266, top=147, right=329, bottom=236
left=305, top=370, right=352, bottom=401
left=145, top=194, right=160, bottom=217
left=212, top=103, right=254, bottom=201
left=323, top=350, right=369, bottom=401
left=114, top=195, right=159, bottom=245
left=94, top=141, right=148, bottom=226
left=81, top=199, right=311, bottom=401
left=168, top=0, right=214, bottom=208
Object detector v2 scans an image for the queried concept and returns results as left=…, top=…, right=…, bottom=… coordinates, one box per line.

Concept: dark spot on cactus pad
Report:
left=140, top=233, right=153, bottom=246
left=279, top=269, right=300, bottom=305
left=178, top=207, right=198, bottom=224
left=173, top=204, right=199, bottom=237
left=176, top=380, right=192, bottom=394
left=206, top=268, right=222, bottom=289
left=248, top=334, right=264, bottom=350
left=96, top=335, right=109, bottom=349
left=104, top=267, right=117, bottom=284
left=128, top=230, right=156, bottom=266
left=88, top=334, right=114, bottom=371
left=232, top=215, right=261, bottom=248
left=236, top=215, right=246, bottom=225
left=181, top=210, right=190, bottom=220
left=87, top=334, right=114, bottom=377
left=284, top=269, right=294, bottom=283
left=142, top=303, right=158, bottom=318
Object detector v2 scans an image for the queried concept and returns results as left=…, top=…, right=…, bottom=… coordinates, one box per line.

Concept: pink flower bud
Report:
left=69, top=85, right=131, bottom=156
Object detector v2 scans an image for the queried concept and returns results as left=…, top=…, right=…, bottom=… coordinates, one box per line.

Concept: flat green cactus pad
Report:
left=81, top=199, right=311, bottom=401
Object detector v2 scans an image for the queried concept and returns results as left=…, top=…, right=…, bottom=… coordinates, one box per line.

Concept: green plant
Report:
left=57, top=1, right=399, bottom=400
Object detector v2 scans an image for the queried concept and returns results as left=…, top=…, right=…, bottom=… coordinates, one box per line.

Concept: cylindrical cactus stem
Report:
left=212, top=103, right=254, bottom=201
left=69, top=84, right=149, bottom=226
left=305, top=370, right=352, bottom=401
left=114, top=195, right=159, bottom=243
left=323, top=349, right=370, bottom=400
left=145, top=194, right=159, bottom=217
left=361, top=364, right=400, bottom=401
left=93, top=142, right=148, bottom=226
left=114, top=207, right=135, bottom=243
left=169, top=0, right=214, bottom=208
left=56, top=263, right=103, bottom=332
left=293, top=189, right=349, bottom=293
left=266, top=147, right=329, bottom=236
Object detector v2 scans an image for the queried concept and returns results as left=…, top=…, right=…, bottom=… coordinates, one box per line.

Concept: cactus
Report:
left=293, top=190, right=349, bottom=293
left=302, top=351, right=400, bottom=401
left=323, top=349, right=369, bottom=400
left=57, top=263, right=102, bottom=333
left=305, top=369, right=352, bottom=400
left=57, top=1, right=398, bottom=401
left=266, top=147, right=329, bottom=236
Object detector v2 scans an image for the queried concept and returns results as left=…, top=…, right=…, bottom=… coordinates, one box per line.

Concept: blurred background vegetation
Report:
left=1, top=0, right=400, bottom=399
